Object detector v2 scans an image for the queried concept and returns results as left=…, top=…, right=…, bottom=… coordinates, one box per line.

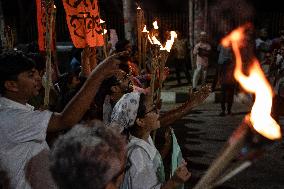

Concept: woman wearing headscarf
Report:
left=110, top=92, right=191, bottom=189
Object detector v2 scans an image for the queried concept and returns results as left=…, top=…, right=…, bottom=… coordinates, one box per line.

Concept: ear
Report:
left=135, top=118, right=145, bottom=128
left=4, top=80, right=19, bottom=92
left=111, top=85, right=120, bottom=93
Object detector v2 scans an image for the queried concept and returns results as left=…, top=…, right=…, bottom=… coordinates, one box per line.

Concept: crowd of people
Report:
left=0, top=34, right=192, bottom=189
left=0, top=25, right=283, bottom=189
left=195, top=28, right=284, bottom=119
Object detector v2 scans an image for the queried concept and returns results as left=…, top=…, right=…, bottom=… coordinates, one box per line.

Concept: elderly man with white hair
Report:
left=192, top=31, right=211, bottom=92
left=50, top=122, right=127, bottom=189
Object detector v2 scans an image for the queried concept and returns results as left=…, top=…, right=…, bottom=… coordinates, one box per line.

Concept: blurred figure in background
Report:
left=192, top=32, right=211, bottom=92
left=172, top=32, right=191, bottom=84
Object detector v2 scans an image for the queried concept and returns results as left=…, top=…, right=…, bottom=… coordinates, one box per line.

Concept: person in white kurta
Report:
left=192, top=32, right=211, bottom=91
left=0, top=50, right=126, bottom=188
left=110, top=92, right=191, bottom=189
left=0, top=97, right=55, bottom=189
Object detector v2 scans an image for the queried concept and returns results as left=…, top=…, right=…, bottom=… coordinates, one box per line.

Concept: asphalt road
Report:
left=162, top=99, right=284, bottom=189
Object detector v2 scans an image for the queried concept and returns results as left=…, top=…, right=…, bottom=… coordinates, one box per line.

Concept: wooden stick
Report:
left=157, top=50, right=167, bottom=102
left=193, top=117, right=251, bottom=189
left=137, top=8, right=143, bottom=71
left=212, top=161, right=252, bottom=188
left=51, top=5, right=60, bottom=81
left=142, top=32, right=148, bottom=69
left=44, top=1, right=54, bottom=107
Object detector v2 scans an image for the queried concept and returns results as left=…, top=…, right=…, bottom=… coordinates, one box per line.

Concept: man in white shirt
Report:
left=0, top=50, right=125, bottom=189
left=192, top=32, right=211, bottom=91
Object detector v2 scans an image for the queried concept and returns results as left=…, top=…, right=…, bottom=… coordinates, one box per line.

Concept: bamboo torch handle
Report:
left=44, top=1, right=54, bottom=107
left=193, top=122, right=250, bottom=189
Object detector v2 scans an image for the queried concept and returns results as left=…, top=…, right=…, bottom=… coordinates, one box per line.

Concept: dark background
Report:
left=1, top=0, right=283, bottom=44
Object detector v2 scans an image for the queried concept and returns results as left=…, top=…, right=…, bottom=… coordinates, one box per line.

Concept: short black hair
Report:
left=26, top=52, right=46, bottom=72
left=71, top=47, right=83, bottom=62
left=136, top=93, right=146, bottom=118
left=115, top=39, right=130, bottom=52
left=0, top=50, right=35, bottom=94
left=86, top=76, right=119, bottom=120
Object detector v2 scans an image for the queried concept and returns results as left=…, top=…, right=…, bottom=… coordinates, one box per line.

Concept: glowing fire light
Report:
left=137, top=6, right=141, bottom=10
left=163, top=31, right=178, bottom=52
left=100, top=19, right=105, bottom=24
left=145, top=22, right=177, bottom=52
left=142, top=25, right=149, bottom=33
left=147, top=31, right=177, bottom=52
left=222, top=26, right=281, bottom=140
left=102, top=29, right=107, bottom=35
left=153, top=21, right=159, bottom=29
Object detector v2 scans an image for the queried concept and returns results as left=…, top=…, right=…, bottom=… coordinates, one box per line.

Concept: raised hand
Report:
left=172, top=161, right=191, bottom=184
left=93, top=51, right=129, bottom=79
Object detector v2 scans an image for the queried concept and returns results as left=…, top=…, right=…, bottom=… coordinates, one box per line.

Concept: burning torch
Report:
left=193, top=25, right=282, bottom=189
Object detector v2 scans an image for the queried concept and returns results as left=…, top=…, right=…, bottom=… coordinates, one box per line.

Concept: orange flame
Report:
left=103, top=29, right=107, bottom=35
left=162, top=31, right=177, bottom=52
left=153, top=21, right=159, bottom=29
left=142, top=25, right=149, bottom=33
left=145, top=22, right=177, bottom=52
left=222, top=26, right=281, bottom=140
left=148, top=31, right=177, bottom=52
left=147, top=34, right=153, bottom=44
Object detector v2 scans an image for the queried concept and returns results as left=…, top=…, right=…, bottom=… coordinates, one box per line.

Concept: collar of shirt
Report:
left=0, top=97, right=34, bottom=111
left=128, top=135, right=157, bottom=160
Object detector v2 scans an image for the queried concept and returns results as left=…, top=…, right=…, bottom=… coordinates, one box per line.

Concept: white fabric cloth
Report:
left=193, top=42, right=211, bottom=67
left=192, top=63, right=208, bottom=88
left=121, top=135, right=164, bottom=189
left=110, top=92, right=141, bottom=132
left=0, top=97, right=56, bottom=189
left=103, top=95, right=113, bottom=125
left=192, top=42, right=211, bottom=88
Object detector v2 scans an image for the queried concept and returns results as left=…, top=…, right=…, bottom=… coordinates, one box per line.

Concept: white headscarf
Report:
left=110, top=92, right=141, bottom=132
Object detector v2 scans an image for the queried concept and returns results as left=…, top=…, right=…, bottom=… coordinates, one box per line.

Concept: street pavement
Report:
left=161, top=93, right=284, bottom=189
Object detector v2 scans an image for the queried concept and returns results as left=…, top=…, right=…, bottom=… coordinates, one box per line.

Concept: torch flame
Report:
left=153, top=21, right=159, bottom=29
left=145, top=21, right=177, bottom=52
left=163, top=31, right=178, bottom=52
left=147, top=34, right=153, bottom=44
left=150, top=31, right=177, bottom=52
left=142, top=25, right=149, bottom=33
left=222, top=26, right=281, bottom=140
